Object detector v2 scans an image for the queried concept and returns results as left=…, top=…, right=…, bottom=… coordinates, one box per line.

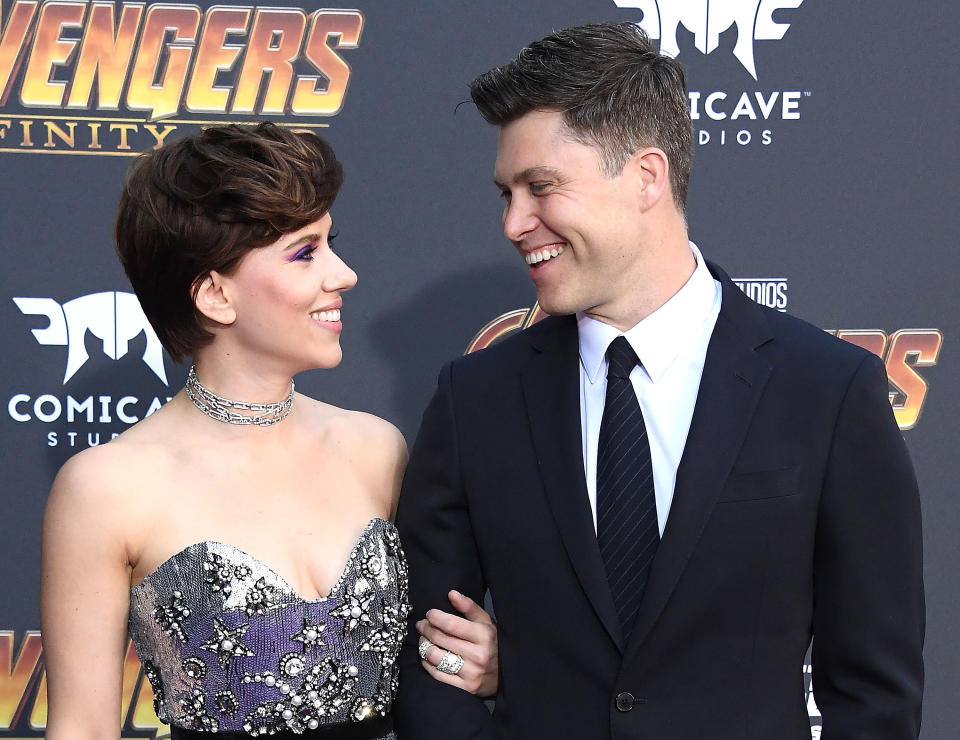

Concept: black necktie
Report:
left=596, top=336, right=660, bottom=638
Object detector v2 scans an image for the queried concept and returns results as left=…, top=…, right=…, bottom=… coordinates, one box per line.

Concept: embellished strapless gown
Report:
left=128, top=518, right=410, bottom=738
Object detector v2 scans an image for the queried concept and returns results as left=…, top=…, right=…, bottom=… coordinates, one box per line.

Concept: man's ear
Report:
left=193, top=271, right=237, bottom=326
left=628, top=147, right=671, bottom=213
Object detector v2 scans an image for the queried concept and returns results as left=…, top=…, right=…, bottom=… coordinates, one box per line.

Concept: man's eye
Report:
left=529, top=182, right=550, bottom=193
left=498, top=189, right=511, bottom=200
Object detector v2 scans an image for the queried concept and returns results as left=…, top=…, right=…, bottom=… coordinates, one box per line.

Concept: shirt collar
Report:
left=578, top=242, right=717, bottom=384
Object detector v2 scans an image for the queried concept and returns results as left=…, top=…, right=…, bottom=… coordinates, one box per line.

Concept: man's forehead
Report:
left=494, top=120, right=565, bottom=183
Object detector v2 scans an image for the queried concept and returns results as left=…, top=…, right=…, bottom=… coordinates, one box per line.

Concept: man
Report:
left=394, top=22, right=923, bottom=739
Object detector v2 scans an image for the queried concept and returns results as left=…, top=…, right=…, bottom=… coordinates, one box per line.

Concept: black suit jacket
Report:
left=394, top=264, right=923, bottom=739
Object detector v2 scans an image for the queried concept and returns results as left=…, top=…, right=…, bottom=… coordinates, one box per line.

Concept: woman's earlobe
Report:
left=193, top=272, right=237, bottom=326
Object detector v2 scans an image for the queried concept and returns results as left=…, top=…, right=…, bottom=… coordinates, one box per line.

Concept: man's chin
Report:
left=536, top=294, right=581, bottom=317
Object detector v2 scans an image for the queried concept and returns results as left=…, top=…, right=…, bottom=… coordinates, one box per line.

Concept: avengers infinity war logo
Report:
left=0, top=1, right=363, bottom=155
left=0, top=633, right=163, bottom=736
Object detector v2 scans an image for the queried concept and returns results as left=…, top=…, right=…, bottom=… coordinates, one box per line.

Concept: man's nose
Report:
left=503, top=198, right=539, bottom=243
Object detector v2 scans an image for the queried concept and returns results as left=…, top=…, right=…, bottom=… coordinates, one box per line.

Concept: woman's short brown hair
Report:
left=115, top=122, right=343, bottom=362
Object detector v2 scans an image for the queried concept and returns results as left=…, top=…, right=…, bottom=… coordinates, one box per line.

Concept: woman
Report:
left=40, top=123, right=495, bottom=739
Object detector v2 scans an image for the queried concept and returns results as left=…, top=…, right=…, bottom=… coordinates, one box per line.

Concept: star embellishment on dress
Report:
left=245, top=577, right=276, bottom=616
left=331, top=594, right=374, bottom=632
left=152, top=590, right=191, bottom=643
left=201, top=618, right=255, bottom=668
left=204, top=552, right=251, bottom=597
left=292, top=617, right=327, bottom=651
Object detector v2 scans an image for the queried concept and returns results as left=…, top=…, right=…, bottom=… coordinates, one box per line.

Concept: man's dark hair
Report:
left=470, top=22, right=693, bottom=210
left=115, top=122, right=343, bottom=362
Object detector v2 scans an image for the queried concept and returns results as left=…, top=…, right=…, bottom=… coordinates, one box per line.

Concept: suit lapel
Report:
left=625, top=267, right=774, bottom=657
left=520, top=316, right=624, bottom=651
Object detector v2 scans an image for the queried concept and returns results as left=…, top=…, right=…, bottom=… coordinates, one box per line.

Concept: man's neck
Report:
left=587, top=232, right=696, bottom=331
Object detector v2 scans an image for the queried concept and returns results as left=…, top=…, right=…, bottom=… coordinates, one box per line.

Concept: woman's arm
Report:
left=40, top=451, right=136, bottom=740
left=357, top=411, right=502, bottom=700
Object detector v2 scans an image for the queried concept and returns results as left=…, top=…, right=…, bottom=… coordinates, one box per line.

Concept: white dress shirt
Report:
left=578, top=243, right=722, bottom=535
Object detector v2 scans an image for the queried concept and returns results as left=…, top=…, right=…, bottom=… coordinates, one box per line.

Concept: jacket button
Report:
left=615, top=692, right=635, bottom=712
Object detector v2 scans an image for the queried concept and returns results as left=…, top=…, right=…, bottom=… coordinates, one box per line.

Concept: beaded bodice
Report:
left=128, top=518, right=410, bottom=736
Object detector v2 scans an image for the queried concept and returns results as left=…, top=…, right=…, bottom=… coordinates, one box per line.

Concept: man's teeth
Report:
left=311, top=309, right=341, bottom=322
left=525, top=245, right=565, bottom=265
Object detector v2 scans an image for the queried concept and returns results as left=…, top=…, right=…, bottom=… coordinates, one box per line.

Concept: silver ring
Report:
left=436, top=650, right=464, bottom=675
left=418, top=639, right=434, bottom=661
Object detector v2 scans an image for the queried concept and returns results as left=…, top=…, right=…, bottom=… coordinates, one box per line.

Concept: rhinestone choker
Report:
left=184, top=365, right=294, bottom=426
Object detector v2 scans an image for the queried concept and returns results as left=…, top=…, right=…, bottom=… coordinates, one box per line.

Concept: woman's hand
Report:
left=416, top=590, right=499, bottom=697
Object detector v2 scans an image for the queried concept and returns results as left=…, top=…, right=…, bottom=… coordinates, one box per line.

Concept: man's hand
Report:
left=417, top=590, right=499, bottom=697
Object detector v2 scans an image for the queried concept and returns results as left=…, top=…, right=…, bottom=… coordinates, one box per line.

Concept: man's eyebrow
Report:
left=493, top=166, right=563, bottom=189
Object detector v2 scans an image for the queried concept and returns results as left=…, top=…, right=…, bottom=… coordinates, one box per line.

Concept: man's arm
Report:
left=393, top=362, right=499, bottom=739
left=812, top=353, right=924, bottom=738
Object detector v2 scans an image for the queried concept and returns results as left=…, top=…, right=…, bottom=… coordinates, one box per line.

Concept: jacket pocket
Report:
left=717, top=464, right=801, bottom=502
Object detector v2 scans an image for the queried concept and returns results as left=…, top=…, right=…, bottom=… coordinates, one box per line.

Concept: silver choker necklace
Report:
left=185, top=365, right=294, bottom=426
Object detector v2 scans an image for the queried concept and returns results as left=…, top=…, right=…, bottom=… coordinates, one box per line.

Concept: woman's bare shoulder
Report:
left=44, top=445, right=137, bottom=563
left=302, top=398, right=405, bottom=458
left=297, top=398, right=407, bottom=511
left=46, top=416, right=178, bottom=535
left=52, top=440, right=137, bottom=501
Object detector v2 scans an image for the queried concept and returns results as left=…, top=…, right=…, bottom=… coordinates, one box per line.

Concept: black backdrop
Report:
left=0, top=1, right=956, bottom=737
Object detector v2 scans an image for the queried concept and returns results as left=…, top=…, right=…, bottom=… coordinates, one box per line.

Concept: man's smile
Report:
left=523, top=244, right=566, bottom=265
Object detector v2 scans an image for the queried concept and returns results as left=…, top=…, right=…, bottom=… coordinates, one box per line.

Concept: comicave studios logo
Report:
left=734, top=277, right=787, bottom=311
left=8, top=291, right=172, bottom=448
left=614, top=0, right=809, bottom=147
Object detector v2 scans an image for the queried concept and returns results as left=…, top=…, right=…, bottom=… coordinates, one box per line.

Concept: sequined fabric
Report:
left=129, top=518, right=409, bottom=737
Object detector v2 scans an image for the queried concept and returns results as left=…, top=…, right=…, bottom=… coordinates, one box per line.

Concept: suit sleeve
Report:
left=812, top=352, right=924, bottom=738
left=393, top=362, right=499, bottom=739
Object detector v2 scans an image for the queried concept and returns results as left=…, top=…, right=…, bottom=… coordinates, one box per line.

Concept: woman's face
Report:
left=222, top=213, right=358, bottom=372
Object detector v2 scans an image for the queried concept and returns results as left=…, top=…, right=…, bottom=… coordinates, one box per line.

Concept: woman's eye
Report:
left=292, top=245, right=316, bottom=261
left=327, top=230, right=339, bottom=249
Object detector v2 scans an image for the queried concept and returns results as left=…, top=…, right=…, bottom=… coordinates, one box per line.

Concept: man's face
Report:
left=493, top=109, right=645, bottom=320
